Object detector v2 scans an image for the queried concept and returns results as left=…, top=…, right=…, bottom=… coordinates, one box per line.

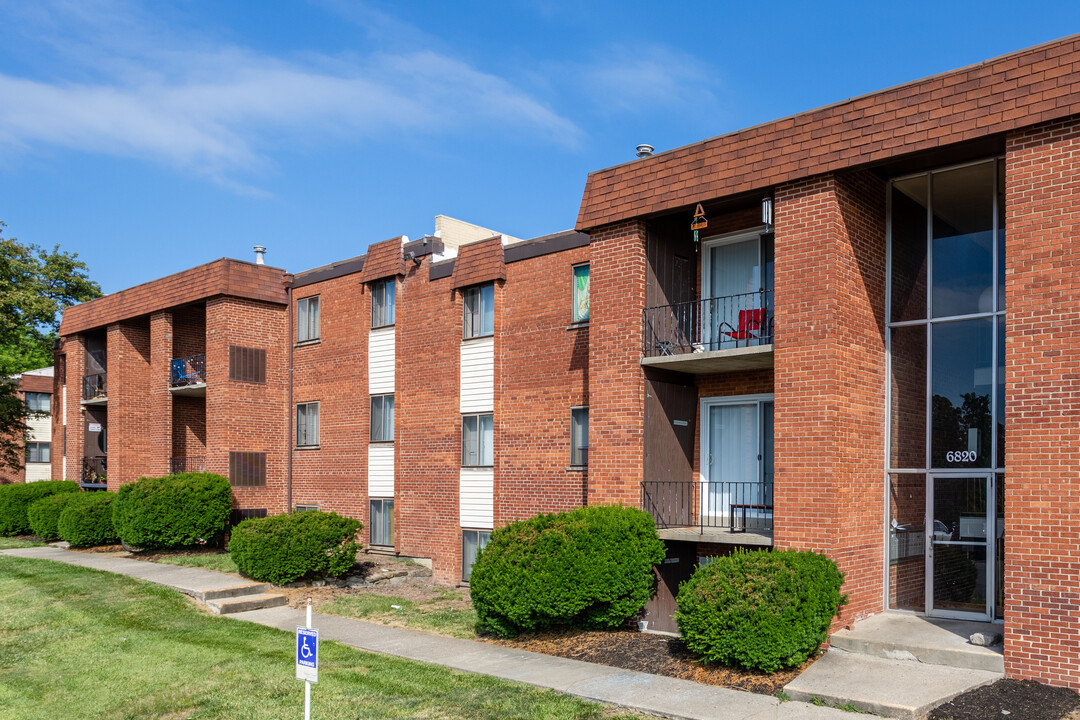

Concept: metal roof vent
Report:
left=253, top=245, right=266, bottom=265
left=636, top=144, right=654, bottom=158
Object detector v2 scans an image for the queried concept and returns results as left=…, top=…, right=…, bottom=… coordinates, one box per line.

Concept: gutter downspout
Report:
left=286, top=283, right=294, bottom=513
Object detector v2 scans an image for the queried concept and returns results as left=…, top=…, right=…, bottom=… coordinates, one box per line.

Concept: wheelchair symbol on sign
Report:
left=300, top=638, right=314, bottom=659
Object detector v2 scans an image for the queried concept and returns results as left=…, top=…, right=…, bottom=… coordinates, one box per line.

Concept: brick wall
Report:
left=148, top=311, right=173, bottom=478
left=107, top=319, right=152, bottom=488
left=773, top=170, right=887, bottom=628
left=1003, top=116, right=1080, bottom=689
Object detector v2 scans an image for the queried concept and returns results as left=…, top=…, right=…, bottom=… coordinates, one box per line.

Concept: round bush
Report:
left=0, top=480, right=79, bottom=536
left=28, top=492, right=82, bottom=540
left=58, top=493, right=119, bottom=548
left=111, top=473, right=232, bottom=550
left=675, top=550, right=847, bottom=672
left=229, top=510, right=363, bottom=584
left=469, top=505, right=666, bottom=638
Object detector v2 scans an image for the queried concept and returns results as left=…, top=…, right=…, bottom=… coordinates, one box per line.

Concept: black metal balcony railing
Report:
left=169, top=456, right=206, bottom=474
left=641, top=480, right=774, bottom=533
left=81, top=456, right=107, bottom=485
left=82, top=373, right=107, bottom=401
left=170, top=353, right=206, bottom=387
left=643, top=290, right=774, bottom=358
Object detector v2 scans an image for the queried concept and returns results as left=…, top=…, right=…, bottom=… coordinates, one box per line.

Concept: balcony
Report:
left=169, top=353, right=206, bottom=397
left=641, top=480, right=773, bottom=546
left=642, top=291, right=773, bottom=374
left=81, top=373, right=107, bottom=404
left=169, top=456, right=206, bottom=474
left=81, top=456, right=107, bottom=489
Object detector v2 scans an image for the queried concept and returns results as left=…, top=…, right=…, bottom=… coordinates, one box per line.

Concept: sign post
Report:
left=296, top=598, right=318, bottom=720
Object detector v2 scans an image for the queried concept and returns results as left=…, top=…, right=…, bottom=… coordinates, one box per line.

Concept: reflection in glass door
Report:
left=928, top=474, right=995, bottom=620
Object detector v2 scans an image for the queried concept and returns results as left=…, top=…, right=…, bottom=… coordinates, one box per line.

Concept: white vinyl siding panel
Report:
left=27, top=416, right=50, bottom=442
left=459, top=467, right=494, bottom=529
left=460, top=336, right=494, bottom=413
left=25, top=463, right=51, bottom=482
left=368, top=444, right=395, bottom=496
left=368, top=327, right=396, bottom=394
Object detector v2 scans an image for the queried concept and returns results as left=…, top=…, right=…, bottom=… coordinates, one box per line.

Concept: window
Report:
left=229, top=451, right=266, bottom=487
left=297, top=296, right=320, bottom=343
left=230, top=508, right=267, bottom=525
left=295, top=505, right=318, bottom=512
left=462, top=529, right=491, bottom=581
left=370, top=394, right=394, bottom=442
left=371, top=278, right=396, bottom=328
left=463, top=283, right=494, bottom=339
left=370, top=498, right=394, bottom=547
left=296, top=402, right=320, bottom=447
left=26, top=442, right=50, bottom=463
left=462, top=413, right=494, bottom=467
left=572, top=264, right=590, bottom=323
left=571, top=407, right=589, bottom=466
left=24, top=392, right=50, bottom=414
left=229, top=346, right=266, bottom=384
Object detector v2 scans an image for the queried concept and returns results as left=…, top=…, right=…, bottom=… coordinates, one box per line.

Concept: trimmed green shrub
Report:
left=0, top=480, right=79, bottom=536
left=675, top=550, right=847, bottom=672
left=111, top=473, right=232, bottom=550
left=469, top=505, right=666, bottom=638
left=229, top=510, right=363, bottom=584
left=28, top=492, right=82, bottom=540
left=58, top=493, right=119, bottom=548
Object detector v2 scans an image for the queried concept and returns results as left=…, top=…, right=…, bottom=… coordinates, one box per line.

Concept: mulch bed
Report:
left=928, top=679, right=1080, bottom=720
left=488, top=627, right=811, bottom=695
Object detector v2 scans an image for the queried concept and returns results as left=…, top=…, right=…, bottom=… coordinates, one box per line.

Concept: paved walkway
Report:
left=2, top=546, right=854, bottom=720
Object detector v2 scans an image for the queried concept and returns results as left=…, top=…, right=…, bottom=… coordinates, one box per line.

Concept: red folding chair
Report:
left=724, top=308, right=765, bottom=342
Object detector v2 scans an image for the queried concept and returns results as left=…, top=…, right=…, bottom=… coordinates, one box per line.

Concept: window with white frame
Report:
left=370, top=498, right=394, bottom=547
left=570, top=407, right=589, bottom=466
left=462, top=413, right=494, bottom=467
left=296, top=296, right=320, bottom=343
left=370, top=394, right=394, bottom=442
left=462, top=529, right=491, bottom=581
left=295, top=505, right=318, bottom=512
left=572, top=264, right=590, bottom=323
left=24, top=392, right=50, bottom=414
left=296, top=402, right=320, bottom=447
left=26, top=442, right=50, bottom=463
left=371, top=278, right=396, bottom=328
left=462, top=283, right=494, bottom=339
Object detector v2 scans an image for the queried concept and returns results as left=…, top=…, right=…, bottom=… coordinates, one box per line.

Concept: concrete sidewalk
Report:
left=2, top=546, right=854, bottom=720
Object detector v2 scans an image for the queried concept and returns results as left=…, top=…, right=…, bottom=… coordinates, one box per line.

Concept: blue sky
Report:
left=2, top=1, right=1079, bottom=293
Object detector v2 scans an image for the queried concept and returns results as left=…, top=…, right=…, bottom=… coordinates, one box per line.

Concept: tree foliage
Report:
left=0, top=222, right=101, bottom=472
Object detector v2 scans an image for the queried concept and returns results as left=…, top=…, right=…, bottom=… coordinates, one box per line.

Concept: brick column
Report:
left=149, top=311, right=173, bottom=477
left=107, top=320, right=152, bottom=488
left=1004, top=117, right=1080, bottom=689
left=773, top=170, right=886, bottom=626
left=587, top=220, right=647, bottom=507
left=61, top=336, right=86, bottom=483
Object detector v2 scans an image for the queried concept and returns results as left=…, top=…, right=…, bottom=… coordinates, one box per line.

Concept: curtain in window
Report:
left=573, top=265, right=590, bottom=322
left=706, top=403, right=758, bottom=518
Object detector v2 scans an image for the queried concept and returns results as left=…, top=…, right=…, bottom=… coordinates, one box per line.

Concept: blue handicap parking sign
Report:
left=296, top=627, right=319, bottom=683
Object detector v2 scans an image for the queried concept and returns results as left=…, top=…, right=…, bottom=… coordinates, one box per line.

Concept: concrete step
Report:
left=830, top=614, right=1004, bottom=673
left=193, top=583, right=272, bottom=602
left=784, top=650, right=1000, bottom=719
left=206, top=593, right=289, bottom=615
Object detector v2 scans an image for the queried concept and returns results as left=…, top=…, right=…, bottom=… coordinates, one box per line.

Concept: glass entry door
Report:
left=928, top=474, right=995, bottom=620
left=703, top=235, right=761, bottom=350
left=703, top=398, right=773, bottom=530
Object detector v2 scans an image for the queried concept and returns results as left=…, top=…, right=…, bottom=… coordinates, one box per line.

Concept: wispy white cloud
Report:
left=0, top=0, right=581, bottom=192
left=577, top=44, right=721, bottom=115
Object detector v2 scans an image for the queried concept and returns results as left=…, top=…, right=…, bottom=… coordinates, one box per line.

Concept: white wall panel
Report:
left=25, top=464, right=51, bottom=482
left=459, top=467, right=493, bottom=529
left=368, top=444, right=395, bottom=497
left=368, top=327, right=396, bottom=395
left=27, top=416, right=50, bottom=441
left=459, top=336, right=494, bottom=413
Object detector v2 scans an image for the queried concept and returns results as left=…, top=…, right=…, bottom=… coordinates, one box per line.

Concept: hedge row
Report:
left=0, top=481, right=79, bottom=535
left=28, top=492, right=81, bottom=540
left=112, top=472, right=232, bottom=550
left=229, top=511, right=363, bottom=584
left=58, top=493, right=119, bottom=548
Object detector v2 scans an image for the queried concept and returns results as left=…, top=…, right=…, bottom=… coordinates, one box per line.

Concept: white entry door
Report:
left=703, top=396, right=773, bottom=530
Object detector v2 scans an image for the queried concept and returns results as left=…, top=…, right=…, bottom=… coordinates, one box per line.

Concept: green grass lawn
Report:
left=0, top=537, right=45, bottom=550
left=153, top=551, right=239, bottom=575
left=0, top=556, right=642, bottom=720
left=321, top=589, right=478, bottom=639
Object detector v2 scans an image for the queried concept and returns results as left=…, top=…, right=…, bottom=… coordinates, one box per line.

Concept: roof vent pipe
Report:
left=636, top=144, right=654, bottom=158
left=253, top=245, right=266, bottom=265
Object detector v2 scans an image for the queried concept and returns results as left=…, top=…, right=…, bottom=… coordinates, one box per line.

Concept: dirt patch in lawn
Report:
left=928, top=678, right=1080, bottom=720
left=489, top=627, right=811, bottom=696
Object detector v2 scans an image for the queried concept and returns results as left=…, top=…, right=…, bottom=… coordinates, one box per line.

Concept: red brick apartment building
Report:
left=50, top=35, right=1080, bottom=688
left=0, top=366, right=53, bottom=484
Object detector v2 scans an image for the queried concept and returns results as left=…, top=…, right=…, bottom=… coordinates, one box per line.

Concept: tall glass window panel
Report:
left=24, top=392, right=50, bottom=414
left=370, top=394, right=394, bottom=442
left=370, top=498, right=394, bottom=547
left=572, top=264, right=590, bottom=323
left=706, top=403, right=758, bottom=520
left=762, top=402, right=774, bottom=498
left=463, top=284, right=495, bottom=338
left=995, top=474, right=1004, bottom=620
left=997, top=158, right=1006, bottom=313
left=890, top=326, right=927, bottom=469
left=27, top=442, right=50, bottom=463
left=462, top=413, right=494, bottom=466
left=891, top=176, right=929, bottom=323
left=888, top=473, right=926, bottom=611
left=570, top=407, right=589, bottom=466
left=371, top=278, right=396, bottom=328
left=931, top=163, right=995, bottom=318
left=996, top=318, right=1005, bottom=469
left=931, top=319, right=993, bottom=469
left=462, top=529, right=491, bottom=581
left=297, top=296, right=320, bottom=342
left=296, top=402, right=319, bottom=446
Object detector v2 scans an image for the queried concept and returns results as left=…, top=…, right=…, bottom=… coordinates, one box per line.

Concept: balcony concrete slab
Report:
left=658, top=527, right=773, bottom=546
left=642, top=344, right=773, bottom=374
